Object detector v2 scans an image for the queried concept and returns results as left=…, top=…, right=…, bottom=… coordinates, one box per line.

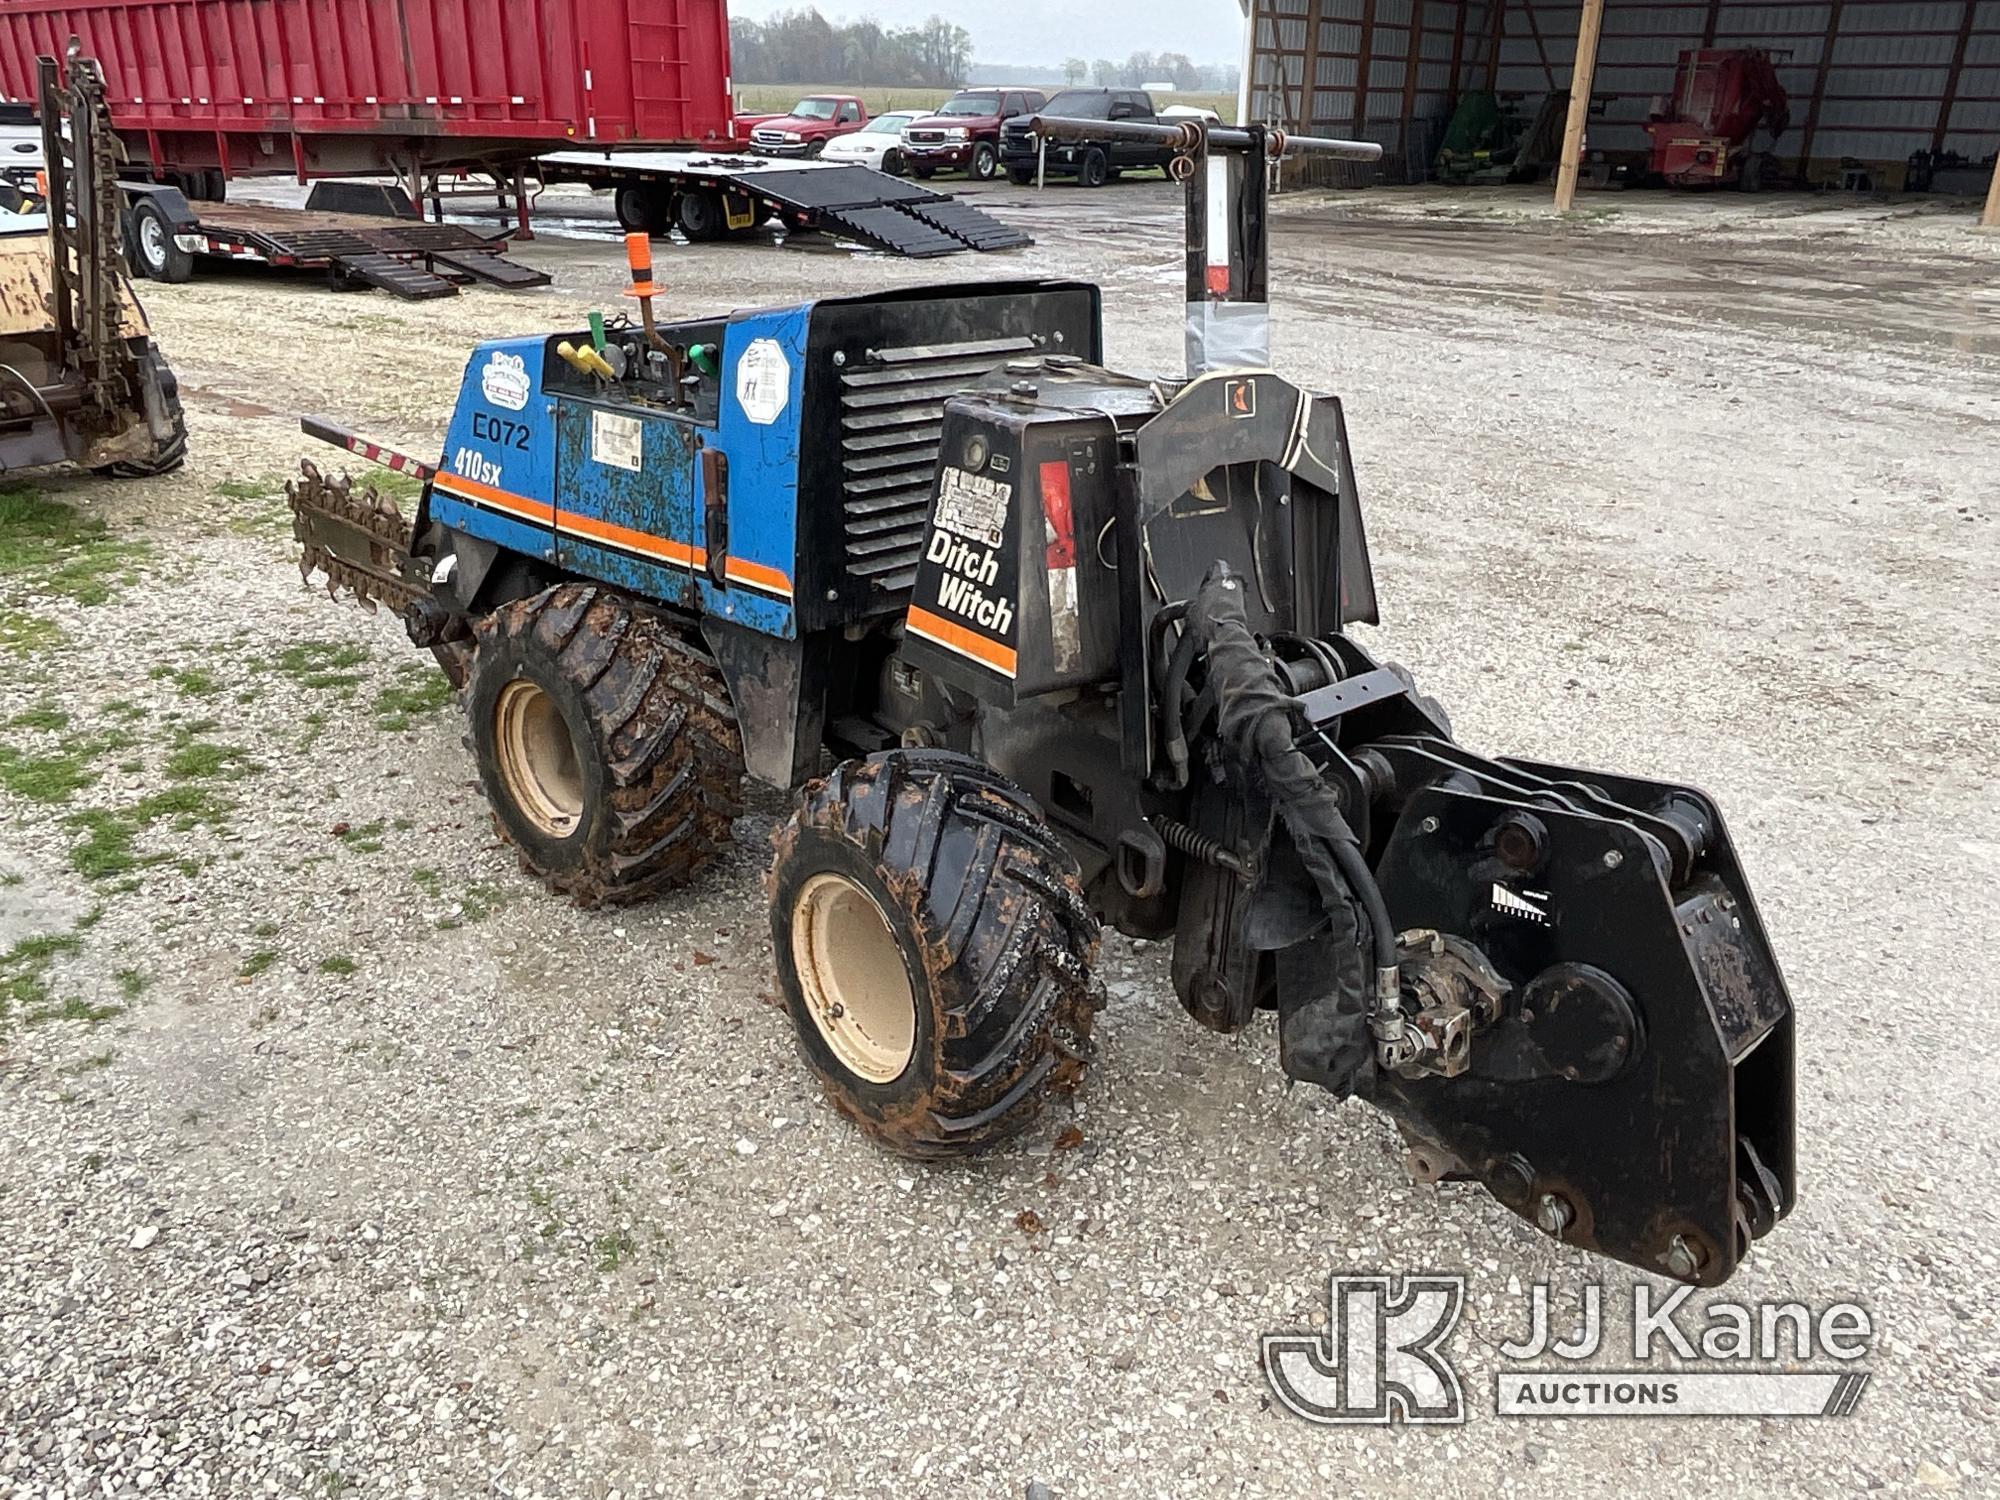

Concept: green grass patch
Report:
left=7, top=705, right=68, bottom=731
left=0, top=744, right=99, bottom=802
left=0, top=486, right=151, bottom=605
left=27, top=995, right=122, bottom=1027
left=169, top=666, right=222, bottom=699
left=0, top=729, right=134, bottom=805
left=115, top=967, right=147, bottom=1000
left=163, top=738, right=258, bottom=782
left=592, top=1229, right=637, bottom=1272
left=372, top=665, right=453, bottom=732
left=0, top=931, right=81, bottom=1028
left=239, top=949, right=278, bottom=978
left=214, top=477, right=278, bottom=501
left=0, top=608, right=63, bottom=654
left=273, top=640, right=370, bottom=693
left=317, top=954, right=356, bottom=976
left=64, top=785, right=237, bottom=879
left=366, top=469, right=429, bottom=502
left=335, top=819, right=385, bottom=854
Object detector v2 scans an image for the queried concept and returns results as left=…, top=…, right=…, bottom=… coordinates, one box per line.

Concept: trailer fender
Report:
left=117, top=180, right=198, bottom=233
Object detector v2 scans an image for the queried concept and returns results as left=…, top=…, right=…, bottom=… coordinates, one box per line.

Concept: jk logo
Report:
left=1262, top=1274, right=1467, bottom=1424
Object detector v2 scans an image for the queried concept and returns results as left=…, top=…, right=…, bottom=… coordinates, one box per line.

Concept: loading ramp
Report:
left=538, top=150, right=1032, bottom=258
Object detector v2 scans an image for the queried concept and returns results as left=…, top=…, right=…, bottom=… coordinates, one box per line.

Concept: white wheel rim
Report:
left=140, top=216, right=165, bottom=264
left=493, top=678, right=584, bottom=838
left=791, top=872, right=917, bottom=1084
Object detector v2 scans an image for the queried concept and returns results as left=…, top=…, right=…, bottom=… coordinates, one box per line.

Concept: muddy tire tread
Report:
left=772, top=750, right=1102, bottom=1157
left=472, top=583, right=742, bottom=907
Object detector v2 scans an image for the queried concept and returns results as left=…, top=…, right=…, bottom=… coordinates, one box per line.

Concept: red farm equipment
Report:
left=1645, top=47, right=1790, bottom=190
left=0, top=0, right=734, bottom=188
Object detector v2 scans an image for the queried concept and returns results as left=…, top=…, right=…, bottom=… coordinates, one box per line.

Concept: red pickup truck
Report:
left=738, top=95, right=870, bottom=158
left=901, top=88, right=1047, bottom=180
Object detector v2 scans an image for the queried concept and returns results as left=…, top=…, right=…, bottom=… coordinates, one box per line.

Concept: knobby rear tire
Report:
left=768, top=750, right=1102, bottom=1158
left=465, top=584, right=742, bottom=907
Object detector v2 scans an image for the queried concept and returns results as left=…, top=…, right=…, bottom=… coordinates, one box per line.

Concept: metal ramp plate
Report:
left=424, top=248, right=551, bottom=288
left=816, top=205, right=964, bottom=258
left=727, top=166, right=941, bottom=211
left=336, top=252, right=457, bottom=299
left=538, top=151, right=1032, bottom=258
left=901, top=199, right=1034, bottom=252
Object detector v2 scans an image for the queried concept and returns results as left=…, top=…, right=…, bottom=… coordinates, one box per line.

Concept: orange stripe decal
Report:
left=906, top=605, right=1017, bottom=677
left=560, top=508, right=703, bottom=570
left=432, top=471, right=555, bottom=525
left=724, top=557, right=794, bottom=598
left=433, top=473, right=795, bottom=600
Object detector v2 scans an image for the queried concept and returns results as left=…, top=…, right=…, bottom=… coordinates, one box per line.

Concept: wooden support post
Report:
left=1353, top=0, right=1378, bottom=141
left=1399, top=0, right=1425, bottom=179
left=1299, top=0, right=1325, bottom=132
left=1485, top=0, right=1508, bottom=92
left=1983, top=148, right=2000, bottom=228
left=1797, top=0, right=1845, bottom=180
left=1934, top=0, right=1977, bottom=155
left=1552, top=0, right=1604, bottom=212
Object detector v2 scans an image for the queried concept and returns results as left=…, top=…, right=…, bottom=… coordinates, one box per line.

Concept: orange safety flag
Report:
left=624, top=232, right=658, bottom=298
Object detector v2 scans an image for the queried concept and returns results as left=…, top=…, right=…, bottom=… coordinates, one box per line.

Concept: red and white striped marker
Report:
left=299, top=416, right=437, bottom=480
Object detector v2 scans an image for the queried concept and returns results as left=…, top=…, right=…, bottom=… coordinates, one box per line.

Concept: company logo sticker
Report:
left=481, top=350, right=530, bottom=412
left=735, top=338, right=791, bottom=425
left=1226, top=376, right=1256, bottom=419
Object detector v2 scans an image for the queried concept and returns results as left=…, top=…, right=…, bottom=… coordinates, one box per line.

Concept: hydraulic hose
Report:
left=1182, top=565, right=1399, bottom=984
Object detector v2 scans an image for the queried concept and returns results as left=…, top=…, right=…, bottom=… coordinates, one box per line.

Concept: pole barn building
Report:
left=1240, top=0, right=2000, bottom=222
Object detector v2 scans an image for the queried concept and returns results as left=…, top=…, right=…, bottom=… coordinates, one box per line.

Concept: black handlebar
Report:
left=1020, top=114, right=1383, bottom=162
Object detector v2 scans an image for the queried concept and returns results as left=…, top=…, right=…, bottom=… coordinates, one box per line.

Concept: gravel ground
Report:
left=1, top=180, right=1995, bottom=1499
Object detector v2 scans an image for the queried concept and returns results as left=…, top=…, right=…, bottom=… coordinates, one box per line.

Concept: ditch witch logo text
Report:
left=1261, top=1275, right=1872, bottom=1424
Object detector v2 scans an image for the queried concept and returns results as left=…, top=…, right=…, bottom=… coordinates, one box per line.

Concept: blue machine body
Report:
left=427, top=305, right=808, bottom=642
left=409, top=280, right=1103, bottom=784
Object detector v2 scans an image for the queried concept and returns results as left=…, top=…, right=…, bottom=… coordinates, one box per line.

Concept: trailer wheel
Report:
left=614, top=183, right=668, bottom=235
left=675, top=189, right=725, bottom=242
left=129, top=199, right=193, bottom=283
left=1078, top=148, right=1109, bottom=188
left=465, top=584, right=743, bottom=907
left=768, top=750, right=1102, bottom=1159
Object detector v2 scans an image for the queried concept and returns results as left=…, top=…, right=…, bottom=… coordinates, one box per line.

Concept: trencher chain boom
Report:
left=287, top=117, right=1796, bottom=1287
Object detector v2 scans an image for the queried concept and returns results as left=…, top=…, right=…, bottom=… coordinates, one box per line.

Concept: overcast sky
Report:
left=727, top=0, right=1245, bottom=67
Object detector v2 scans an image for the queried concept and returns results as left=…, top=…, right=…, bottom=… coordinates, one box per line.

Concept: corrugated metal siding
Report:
left=1247, top=0, right=2000, bottom=180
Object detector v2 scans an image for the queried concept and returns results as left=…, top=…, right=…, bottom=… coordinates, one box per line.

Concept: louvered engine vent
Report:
left=837, top=334, right=1037, bottom=596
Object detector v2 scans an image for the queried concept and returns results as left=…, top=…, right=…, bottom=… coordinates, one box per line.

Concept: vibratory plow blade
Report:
left=285, top=459, right=420, bottom=615
left=1348, top=743, right=1797, bottom=1287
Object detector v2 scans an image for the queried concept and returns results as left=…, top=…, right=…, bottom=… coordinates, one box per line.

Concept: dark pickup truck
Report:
left=999, top=88, right=1173, bottom=185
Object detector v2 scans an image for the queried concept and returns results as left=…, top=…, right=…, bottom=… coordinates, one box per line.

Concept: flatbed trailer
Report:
left=118, top=185, right=550, bottom=299
left=537, top=149, right=1031, bottom=258
left=0, top=0, right=734, bottom=182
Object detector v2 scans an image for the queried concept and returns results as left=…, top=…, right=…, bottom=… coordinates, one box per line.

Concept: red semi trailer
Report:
left=0, top=0, right=734, bottom=184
